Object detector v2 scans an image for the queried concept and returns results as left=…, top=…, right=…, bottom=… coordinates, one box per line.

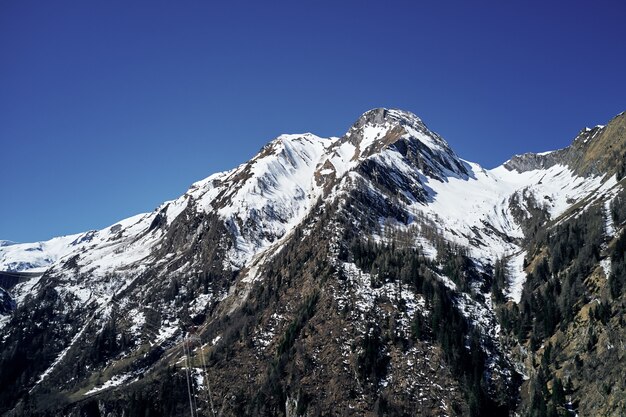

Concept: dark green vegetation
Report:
left=494, top=187, right=626, bottom=417
left=0, top=194, right=500, bottom=416
left=348, top=238, right=516, bottom=417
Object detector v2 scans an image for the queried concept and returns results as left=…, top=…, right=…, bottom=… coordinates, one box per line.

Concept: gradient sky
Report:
left=1, top=0, right=625, bottom=242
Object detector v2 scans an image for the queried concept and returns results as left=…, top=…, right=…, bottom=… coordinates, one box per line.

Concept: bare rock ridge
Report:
left=341, top=108, right=470, bottom=179
left=504, top=110, right=626, bottom=177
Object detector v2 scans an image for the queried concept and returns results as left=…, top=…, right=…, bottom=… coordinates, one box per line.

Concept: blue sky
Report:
left=1, top=0, right=625, bottom=242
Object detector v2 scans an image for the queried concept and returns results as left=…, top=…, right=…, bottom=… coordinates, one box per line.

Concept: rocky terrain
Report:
left=1, top=108, right=625, bottom=416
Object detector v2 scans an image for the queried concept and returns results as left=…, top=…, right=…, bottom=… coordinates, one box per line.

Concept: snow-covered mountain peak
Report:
left=258, top=133, right=327, bottom=155
left=334, top=108, right=468, bottom=179
left=351, top=108, right=424, bottom=128
left=176, top=131, right=337, bottom=267
left=344, top=108, right=426, bottom=149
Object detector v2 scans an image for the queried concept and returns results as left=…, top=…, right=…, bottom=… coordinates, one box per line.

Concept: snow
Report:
left=163, top=196, right=189, bottom=226
left=84, top=373, right=132, bottom=396
left=491, top=164, right=598, bottom=220
left=415, top=236, right=438, bottom=260
left=506, top=251, right=527, bottom=303
left=0, top=209, right=157, bottom=276
left=360, top=124, right=391, bottom=151
left=10, top=273, right=42, bottom=303
left=67, top=215, right=159, bottom=277
left=153, top=319, right=179, bottom=346
left=193, top=367, right=204, bottom=389
left=193, top=133, right=335, bottom=267
left=363, top=152, right=525, bottom=263
left=0, top=233, right=84, bottom=272
left=599, top=194, right=618, bottom=279
left=128, top=309, right=146, bottom=336
left=403, top=124, right=447, bottom=154
left=0, top=273, right=45, bottom=332
left=189, top=293, right=212, bottom=315
left=434, top=272, right=457, bottom=291
left=0, top=208, right=159, bottom=283
left=419, top=161, right=525, bottom=259
left=600, top=258, right=612, bottom=279
left=403, top=160, right=617, bottom=264
left=188, top=170, right=234, bottom=212
left=33, top=313, right=96, bottom=390
left=327, top=141, right=356, bottom=176
left=337, top=261, right=426, bottom=334
left=604, top=198, right=616, bottom=238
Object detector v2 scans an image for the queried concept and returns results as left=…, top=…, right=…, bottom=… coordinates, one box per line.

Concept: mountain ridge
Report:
left=1, top=108, right=625, bottom=417
left=504, top=111, right=626, bottom=177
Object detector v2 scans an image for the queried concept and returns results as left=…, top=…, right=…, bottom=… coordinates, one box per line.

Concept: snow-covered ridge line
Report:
left=1, top=108, right=621, bottom=293
left=0, top=233, right=84, bottom=272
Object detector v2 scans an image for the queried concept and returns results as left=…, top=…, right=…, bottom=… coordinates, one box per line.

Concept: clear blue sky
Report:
left=1, top=0, right=625, bottom=242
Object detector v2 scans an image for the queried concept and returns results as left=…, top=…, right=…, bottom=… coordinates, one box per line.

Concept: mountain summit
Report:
left=1, top=109, right=625, bottom=416
left=340, top=108, right=469, bottom=179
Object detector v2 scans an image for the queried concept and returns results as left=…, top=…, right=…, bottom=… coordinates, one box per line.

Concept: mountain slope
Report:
left=0, top=108, right=624, bottom=417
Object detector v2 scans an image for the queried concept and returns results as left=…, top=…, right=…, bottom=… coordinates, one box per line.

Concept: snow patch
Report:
left=506, top=251, right=527, bottom=303
left=84, top=373, right=132, bottom=396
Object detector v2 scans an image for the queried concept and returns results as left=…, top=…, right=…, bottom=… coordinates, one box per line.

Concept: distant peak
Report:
left=503, top=110, right=626, bottom=176
left=256, top=133, right=329, bottom=157
left=342, top=108, right=429, bottom=151
left=275, top=132, right=320, bottom=141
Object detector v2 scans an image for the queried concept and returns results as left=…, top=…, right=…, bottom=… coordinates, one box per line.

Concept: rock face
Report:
left=504, top=111, right=626, bottom=178
left=0, top=108, right=625, bottom=417
left=0, top=288, right=15, bottom=314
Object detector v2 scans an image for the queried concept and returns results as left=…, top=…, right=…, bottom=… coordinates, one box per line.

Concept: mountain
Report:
left=0, top=108, right=625, bottom=417
left=0, top=233, right=101, bottom=272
